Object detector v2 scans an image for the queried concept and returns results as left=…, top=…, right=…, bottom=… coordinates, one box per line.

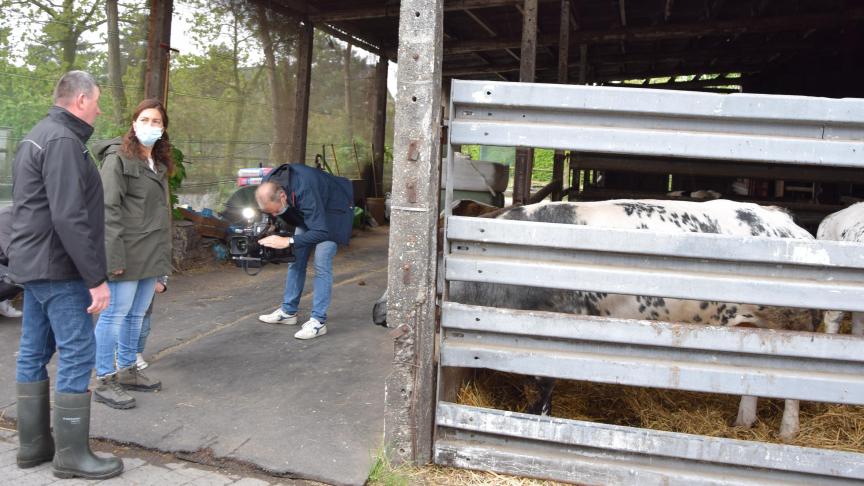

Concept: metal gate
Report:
left=434, top=80, right=864, bottom=485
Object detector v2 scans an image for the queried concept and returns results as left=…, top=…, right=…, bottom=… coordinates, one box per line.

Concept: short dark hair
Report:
left=53, top=71, right=99, bottom=105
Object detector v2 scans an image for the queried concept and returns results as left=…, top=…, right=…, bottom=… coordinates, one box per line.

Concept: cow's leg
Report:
left=779, top=399, right=800, bottom=441
left=527, top=377, right=556, bottom=416
left=823, top=310, right=844, bottom=334
left=852, top=312, right=864, bottom=336
left=734, top=395, right=758, bottom=427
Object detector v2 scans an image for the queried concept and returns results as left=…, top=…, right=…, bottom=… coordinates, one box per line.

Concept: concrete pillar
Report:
left=371, top=57, right=388, bottom=196
left=513, top=0, right=538, bottom=205
left=383, top=0, right=444, bottom=466
left=292, top=21, right=314, bottom=164
left=144, top=0, right=173, bottom=103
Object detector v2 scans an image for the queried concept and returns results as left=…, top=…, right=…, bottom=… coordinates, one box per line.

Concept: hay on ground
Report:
left=457, top=370, right=864, bottom=453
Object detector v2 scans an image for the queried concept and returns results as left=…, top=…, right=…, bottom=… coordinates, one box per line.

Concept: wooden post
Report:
left=292, top=21, right=314, bottom=164
left=552, top=0, right=569, bottom=201
left=384, top=0, right=444, bottom=465
left=513, top=0, right=538, bottom=205
left=371, top=56, right=389, bottom=197
left=144, top=0, right=173, bottom=103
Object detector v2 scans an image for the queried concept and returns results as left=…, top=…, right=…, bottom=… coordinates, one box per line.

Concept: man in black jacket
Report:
left=9, top=71, right=122, bottom=479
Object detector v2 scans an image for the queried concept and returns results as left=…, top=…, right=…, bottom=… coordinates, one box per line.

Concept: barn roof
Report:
left=249, top=0, right=863, bottom=92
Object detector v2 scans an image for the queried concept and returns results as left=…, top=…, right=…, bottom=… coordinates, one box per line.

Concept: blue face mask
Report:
left=135, top=123, right=163, bottom=147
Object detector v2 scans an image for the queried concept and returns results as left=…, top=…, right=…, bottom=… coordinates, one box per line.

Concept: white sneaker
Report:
left=0, top=300, right=22, bottom=318
left=258, top=308, right=298, bottom=325
left=136, top=353, right=149, bottom=370
left=294, top=318, right=327, bottom=340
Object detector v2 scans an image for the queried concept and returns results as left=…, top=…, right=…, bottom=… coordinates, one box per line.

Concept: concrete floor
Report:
left=0, top=226, right=393, bottom=486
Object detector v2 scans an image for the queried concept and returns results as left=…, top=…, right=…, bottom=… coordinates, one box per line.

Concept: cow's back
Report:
left=497, top=199, right=812, bottom=239
left=817, top=201, right=864, bottom=243
left=451, top=199, right=816, bottom=331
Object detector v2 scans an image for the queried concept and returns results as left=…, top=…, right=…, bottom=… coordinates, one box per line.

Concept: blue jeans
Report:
left=95, top=278, right=156, bottom=376
left=282, top=228, right=337, bottom=323
left=138, top=299, right=154, bottom=354
left=16, top=279, right=95, bottom=393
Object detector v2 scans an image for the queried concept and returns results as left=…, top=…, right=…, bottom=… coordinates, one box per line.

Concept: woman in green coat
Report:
left=92, top=99, right=173, bottom=410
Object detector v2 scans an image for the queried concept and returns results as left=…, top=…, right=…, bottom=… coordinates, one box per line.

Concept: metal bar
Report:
left=441, top=325, right=864, bottom=403
left=447, top=216, right=864, bottom=269
left=440, top=303, right=864, bottom=403
left=449, top=81, right=864, bottom=166
left=436, top=403, right=864, bottom=484
left=442, top=302, right=864, bottom=362
left=451, top=80, right=864, bottom=127
left=571, top=153, right=864, bottom=184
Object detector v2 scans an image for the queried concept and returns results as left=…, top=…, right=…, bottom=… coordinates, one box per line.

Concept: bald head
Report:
left=256, top=181, right=287, bottom=216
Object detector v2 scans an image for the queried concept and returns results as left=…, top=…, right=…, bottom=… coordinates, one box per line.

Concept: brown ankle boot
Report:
left=117, top=366, right=162, bottom=391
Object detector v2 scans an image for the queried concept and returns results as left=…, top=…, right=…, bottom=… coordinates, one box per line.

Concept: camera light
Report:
left=242, top=207, right=256, bottom=220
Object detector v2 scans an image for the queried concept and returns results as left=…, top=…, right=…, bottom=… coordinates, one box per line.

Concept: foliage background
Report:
left=0, top=0, right=395, bottom=209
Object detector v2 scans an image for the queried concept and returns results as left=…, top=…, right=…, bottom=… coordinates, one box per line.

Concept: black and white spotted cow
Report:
left=817, top=202, right=864, bottom=336
left=377, top=199, right=818, bottom=439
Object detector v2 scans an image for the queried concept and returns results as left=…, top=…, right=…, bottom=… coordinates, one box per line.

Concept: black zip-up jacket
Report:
left=8, top=106, right=107, bottom=288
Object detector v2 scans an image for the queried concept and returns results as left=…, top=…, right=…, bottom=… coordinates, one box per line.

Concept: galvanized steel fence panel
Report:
left=436, top=79, right=864, bottom=484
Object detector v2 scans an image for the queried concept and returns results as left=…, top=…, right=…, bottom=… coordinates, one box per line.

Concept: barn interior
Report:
left=256, top=0, right=864, bottom=232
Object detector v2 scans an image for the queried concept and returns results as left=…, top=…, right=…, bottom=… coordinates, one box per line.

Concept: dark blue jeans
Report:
left=16, top=279, right=95, bottom=393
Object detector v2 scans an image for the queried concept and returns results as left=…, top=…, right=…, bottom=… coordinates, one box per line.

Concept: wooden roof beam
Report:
left=463, top=8, right=521, bottom=61
left=444, top=8, right=864, bottom=54
left=444, top=42, right=833, bottom=77
left=308, top=0, right=559, bottom=22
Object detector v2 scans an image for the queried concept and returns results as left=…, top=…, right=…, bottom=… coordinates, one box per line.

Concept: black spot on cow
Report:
left=699, top=301, right=710, bottom=310
left=736, top=209, right=768, bottom=236
left=692, top=315, right=703, bottom=322
left=616, top=202, right=669, bottom=219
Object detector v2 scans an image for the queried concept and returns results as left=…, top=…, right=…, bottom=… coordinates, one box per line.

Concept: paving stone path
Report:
left=0, top=428, right=313, bottom=486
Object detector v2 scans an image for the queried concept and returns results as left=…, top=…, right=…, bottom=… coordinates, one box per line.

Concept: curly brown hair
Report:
left=120, top=98, right=175, bottom=176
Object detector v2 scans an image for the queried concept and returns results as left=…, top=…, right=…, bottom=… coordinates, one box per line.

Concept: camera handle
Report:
left=236, top=257, right=264, bottom=276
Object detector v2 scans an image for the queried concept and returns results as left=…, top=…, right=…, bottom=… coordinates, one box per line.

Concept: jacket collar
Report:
left=48, top=106, right=95, bottom=144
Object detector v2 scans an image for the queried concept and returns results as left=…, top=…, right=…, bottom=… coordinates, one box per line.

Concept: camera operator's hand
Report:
left=259, top=235, right=293, bottom=249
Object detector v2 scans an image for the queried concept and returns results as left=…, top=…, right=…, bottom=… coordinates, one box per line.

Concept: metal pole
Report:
left=384, top=0, right=444, bottom=466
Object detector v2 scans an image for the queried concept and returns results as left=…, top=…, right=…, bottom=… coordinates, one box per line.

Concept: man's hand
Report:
left=88, top=282, right=110, bottom=314
left=259, top=235, right=292, bottom=249
left=155, top=281, right=167, bottom=293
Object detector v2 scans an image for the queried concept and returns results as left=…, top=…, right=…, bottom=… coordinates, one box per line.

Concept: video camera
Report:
left=228, top=209, right=295, bottom=273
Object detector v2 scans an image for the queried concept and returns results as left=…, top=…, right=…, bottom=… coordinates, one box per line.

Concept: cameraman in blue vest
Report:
left=255, top=163, right=353, bottom=339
